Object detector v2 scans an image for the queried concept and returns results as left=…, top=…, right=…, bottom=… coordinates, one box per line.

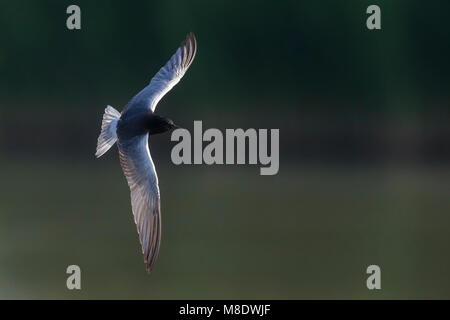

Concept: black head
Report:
left=146, top=114, right=178, bottom=135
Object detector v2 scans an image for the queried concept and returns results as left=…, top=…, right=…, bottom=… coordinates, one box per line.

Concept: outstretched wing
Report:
left=117, top=134, right=161, bottom=272
left=124, top=32, right=197, bottom=115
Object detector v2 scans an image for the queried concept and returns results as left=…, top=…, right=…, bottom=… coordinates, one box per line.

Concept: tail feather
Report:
left=95, top=105, right=121, bottom=158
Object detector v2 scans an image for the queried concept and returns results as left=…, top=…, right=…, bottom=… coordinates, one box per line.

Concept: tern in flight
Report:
left=95, top=33, right=197, bottom=272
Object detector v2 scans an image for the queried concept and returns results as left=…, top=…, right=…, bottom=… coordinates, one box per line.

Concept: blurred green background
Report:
left=0, top=0, right=449, bottom=299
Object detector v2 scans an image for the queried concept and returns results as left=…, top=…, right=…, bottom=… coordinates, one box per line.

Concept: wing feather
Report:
left=117, top=134, right=161, bottom=272
left=123, top=32, right=197, bottom=115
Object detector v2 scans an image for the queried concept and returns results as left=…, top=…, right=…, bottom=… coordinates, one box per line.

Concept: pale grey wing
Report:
left=124, top=32, right=197, bottom=114
left=117, top=134, right=161, bottom=272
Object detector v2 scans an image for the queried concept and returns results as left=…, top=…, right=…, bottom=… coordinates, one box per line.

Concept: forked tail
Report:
left=95, top=105, right=121, bottom=158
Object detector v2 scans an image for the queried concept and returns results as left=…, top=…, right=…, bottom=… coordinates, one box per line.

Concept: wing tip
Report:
left=144, top=253, right=159, bottom=273
left=182, top=32, right=196, bottom=45
left=180, top=32, right=197, bottom=68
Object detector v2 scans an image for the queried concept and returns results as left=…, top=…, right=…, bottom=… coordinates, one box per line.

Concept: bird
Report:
left=95, top=32, right=197, bottom=272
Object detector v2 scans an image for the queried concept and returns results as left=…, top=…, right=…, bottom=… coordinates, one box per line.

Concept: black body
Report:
left=117, top=111, right=176, bottom=140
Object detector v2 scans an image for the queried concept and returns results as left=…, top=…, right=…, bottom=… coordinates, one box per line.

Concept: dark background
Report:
left=0, top=0, right=449, bottom=298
